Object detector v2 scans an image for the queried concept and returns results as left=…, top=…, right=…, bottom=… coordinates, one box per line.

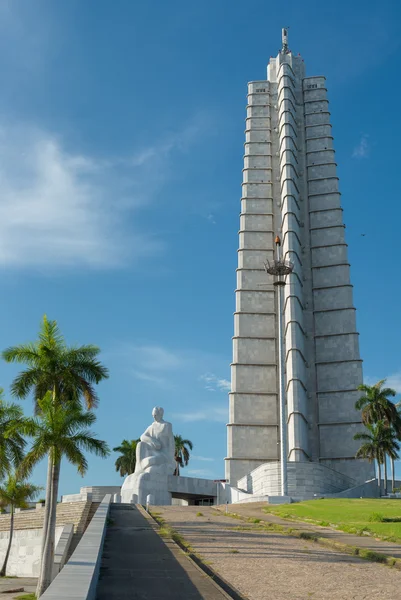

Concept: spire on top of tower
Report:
left=281, top=27, right=289, bottom=54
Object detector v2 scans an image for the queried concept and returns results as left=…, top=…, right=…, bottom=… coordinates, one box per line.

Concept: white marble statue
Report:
left=120, top=406, right=175, bottom=504
left=134, top=406, right=176, bottom=475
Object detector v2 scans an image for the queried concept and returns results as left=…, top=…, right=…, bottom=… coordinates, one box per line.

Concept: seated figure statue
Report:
left=120, top=406, right=176, bottom=504
left=135, top=406, right=176, bottom=475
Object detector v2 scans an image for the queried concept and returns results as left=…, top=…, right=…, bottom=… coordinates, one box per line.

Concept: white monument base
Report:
left=120, top=471, right=172, bottom=505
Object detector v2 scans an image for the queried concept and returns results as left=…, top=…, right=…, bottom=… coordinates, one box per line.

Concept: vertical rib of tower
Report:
left=275, top=55, right=309, bottom=462
left=303, top=77, right=373, bottom=481
left=226, top=80, right=279, bottom=486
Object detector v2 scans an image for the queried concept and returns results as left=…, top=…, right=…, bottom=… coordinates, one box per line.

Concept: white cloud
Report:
left=132, top=346, right=183, bottom=371
left=173, top=406, right=227, bottom=423
left=0, top=116, right=208, bottom=270
left=200, top=373, right=231, bottom=392
left=132, top=371, right=169, bottom=387
left=0, top=125, right=157, bottom=269
left=352, top=134, right=370, bottom=158
left=191, top=455, right=215, bottom=462
left=113, top=344, right=182, bottom=387
left=130, top=115, right=208, bottom=168
left=186, top=468, right=214, bottom=477
left=109, top=342, right=230, bottom=394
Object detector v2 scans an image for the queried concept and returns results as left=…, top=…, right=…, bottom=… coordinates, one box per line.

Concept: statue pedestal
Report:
left=121, top=471, right=172, bottom=505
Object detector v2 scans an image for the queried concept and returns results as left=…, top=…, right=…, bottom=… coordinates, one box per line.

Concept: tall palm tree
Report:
left=0, top=473, right=41, bottom=576
left=20, top=393, right=109, bottom=597
left=2, top=316, right=109, bottom=411
left=174, top=435, right=193, bottom=476
left=113, top=439, right=140, bottom=476
left=355, top=380, right=401, bottom=493
left=355, top=380, right=399, bottom=430
left=354, top=421, right=400, bottom=495
left=2, top=315, right=108, bottom=595
left=0, top=389, right=26, bottom=479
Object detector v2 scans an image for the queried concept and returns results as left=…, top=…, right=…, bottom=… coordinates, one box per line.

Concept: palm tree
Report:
left=174, top=435, right=193, bottom=476
left=355, top=380, right=401, bottom=493
left=355, top=380, right=399, bottom=430
left=2, top=316, right=109, bottom=411
left=113, top=439, right=140, bottom=477
left=20, top=393, right=109, bottom=597
left=0, top=473, right=41, bottom=576
left=354, top=421, right=400, bottom=495
left=2, top=315, right=108, bottom=595
left=0, top=389, right=26, bottom=479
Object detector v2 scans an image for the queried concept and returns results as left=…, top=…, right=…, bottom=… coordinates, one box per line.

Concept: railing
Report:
left=41, top=494, right=111, bottom=600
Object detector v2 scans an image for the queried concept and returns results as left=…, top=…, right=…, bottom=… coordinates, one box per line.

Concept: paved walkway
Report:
left=0, top=577, right=37, bottom=599
left=95, top=503, right=229, bottom=600
left=224, top=502, right=401, bottom=559
left=158, top=505, right=401, bottom=600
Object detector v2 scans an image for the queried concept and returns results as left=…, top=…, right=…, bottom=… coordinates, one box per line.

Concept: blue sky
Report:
left=0, top=0, right=400, bottom=495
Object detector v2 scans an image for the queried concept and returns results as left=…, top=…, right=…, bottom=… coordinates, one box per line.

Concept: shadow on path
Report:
left=96, top=504, right=228, bottom=600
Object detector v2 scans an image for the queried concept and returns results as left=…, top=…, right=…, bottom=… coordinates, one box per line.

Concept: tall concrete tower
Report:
left=226, top=30, right=373, bottom=492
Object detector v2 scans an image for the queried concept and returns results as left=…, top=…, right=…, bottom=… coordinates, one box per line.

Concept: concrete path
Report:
left=158, top=505, right=401, bottom=600
left=0, top=577, right=37, bottom=599
left=225, top=502, right=401, bottom=559
left=95, top=504, right=230, bottom=600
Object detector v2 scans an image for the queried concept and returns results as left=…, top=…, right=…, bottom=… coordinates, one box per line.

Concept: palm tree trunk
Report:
left=378, top=461, right=382, bottom=496
left=41, top=455, right=53, bottom=550
left=0, top=505, right=14, bottom=576
left=391, top=457, right=395, bottom=493
left=36, top=459, right=60, bottom=597
left=383, top=454, right=388, bottom=495
left=37, top=387, right=58, bottom=594
left=35, top=452, right=54, bottom=594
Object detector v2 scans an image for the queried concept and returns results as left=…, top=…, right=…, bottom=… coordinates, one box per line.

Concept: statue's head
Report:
left=152, top=406, right=164, bottom=422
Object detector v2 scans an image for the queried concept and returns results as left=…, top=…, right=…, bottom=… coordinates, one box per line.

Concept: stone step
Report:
left=0, top=501, right=92, bottom=533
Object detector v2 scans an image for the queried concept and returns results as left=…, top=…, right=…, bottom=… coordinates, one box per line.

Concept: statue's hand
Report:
left=153, top=439, right=162, bottom=450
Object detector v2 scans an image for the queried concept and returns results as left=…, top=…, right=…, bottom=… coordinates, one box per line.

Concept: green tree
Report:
left=0, top=389, right=26, bottom=479
left=0, top=473, right=41, bottom=576
left=2, top=316, right=109, bottom=411
left=355, top=380, right=399, bottom=430
left=355, top=380, right=401, bottom=493
left=21, top=393, right=109, bottom=597
left=113, top=439, right=140, bottom=477
left=173, top=435, right=193, bottom=476
left=2, top=315, right=108, bottom=596
left=354, top=421, right=400, bottom=495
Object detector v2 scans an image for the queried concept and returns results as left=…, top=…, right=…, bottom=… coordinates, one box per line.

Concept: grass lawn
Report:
left=262, top=498, right=401, bottom=543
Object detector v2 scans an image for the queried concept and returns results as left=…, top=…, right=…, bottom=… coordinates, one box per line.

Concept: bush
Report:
left=368, top=512, right=384, bottom=522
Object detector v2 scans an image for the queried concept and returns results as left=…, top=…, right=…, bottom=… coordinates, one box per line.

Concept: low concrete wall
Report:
left=61, top=492, right=92, bottom=503
left=41, top=494, right=111, bottom=600
left=217, top=482, right=253, bottom=504
left=0, top=525, right=64, bottom=577
left=80, top=486, right=121, bottom=502
left=167, top=475, right=217, bottom=499
left=238, top=462, right=357, bottom=498
left=325, top=479, right=380, bottom=499
left=52, top=524, right=74, bottom=579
